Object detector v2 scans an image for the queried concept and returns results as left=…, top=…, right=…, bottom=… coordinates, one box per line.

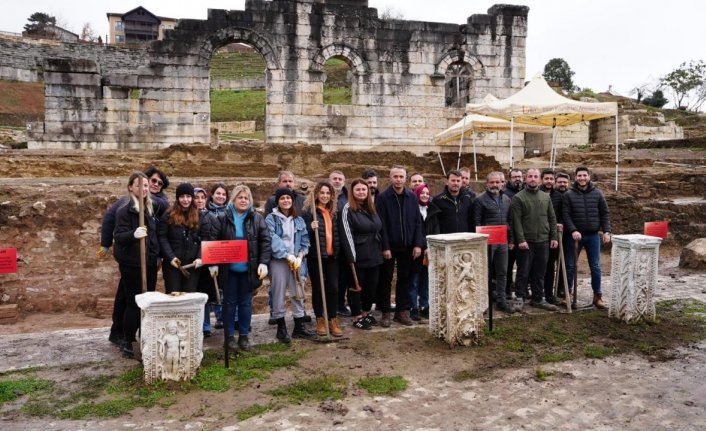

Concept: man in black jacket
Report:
left=540, top=169, right=563, bottom=305
left=433, top=169, right=475, bottom=234
left=460, top=167, right=477, bottom=198
left=503, top=168, right=524, bottom=299
left=376, top=165, right=424, bottom=326
left=472, top=171, right=514, bottom=313
left=562, top=166, right=612, bottom=309
left=263, top=171, right=305, bottom=215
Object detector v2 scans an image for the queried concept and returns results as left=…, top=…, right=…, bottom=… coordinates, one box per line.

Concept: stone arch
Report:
left=433, top=49, right=484, bottom=78
left=195, top=27, right=281, bottom=70
left=310, top=44, right=369, bottom=76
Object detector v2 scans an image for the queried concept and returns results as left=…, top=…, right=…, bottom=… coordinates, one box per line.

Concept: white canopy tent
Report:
left=465, top=75, right=620, bottom=190
left=434, top=94, right=549, bottom=180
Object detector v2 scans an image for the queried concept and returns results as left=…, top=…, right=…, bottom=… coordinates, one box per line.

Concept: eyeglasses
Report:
left=150, top=178, right=164, bottom=186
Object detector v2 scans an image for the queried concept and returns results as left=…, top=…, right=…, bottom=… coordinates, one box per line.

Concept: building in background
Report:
left=106, top=6, right=177, bottom=45
left=23, top=24, right=79, bottom=42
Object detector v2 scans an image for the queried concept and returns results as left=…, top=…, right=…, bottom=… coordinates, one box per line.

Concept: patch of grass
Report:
left=535, top=367, right=553, bottom=382
left=193, top=363, right=232, bottom=392
left=269, top=375, right=346, bottom=404
left=236, top=402, right=273, bottom=421
left=220, top=131, right=265, bottom=142
left=210, top=89, right=266, bottom=123
left=357, top=375, right=408, bottom=396
left=0, top=377, right=52, bottom=404
left=451, top=369, right=481, bottom=382
left=583, top=344, right=616, bottom=359
left=540, top=351, right=573, bottom=363
left=323, top=86, right=352, bottom=105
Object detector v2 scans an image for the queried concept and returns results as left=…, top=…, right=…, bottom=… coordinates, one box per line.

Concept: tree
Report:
left=661, top=60, right=706, bottom=111
left=543, top=58, right=576, bottom=94
left=23, top=12, right=56, bottom=36
left=642, top=90, right=668, bottom=109
left=379, top=6, right=404, bottom=21
left=80, top=22, right=96, bottom=42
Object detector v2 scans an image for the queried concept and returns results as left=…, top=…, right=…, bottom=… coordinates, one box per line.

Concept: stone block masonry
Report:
left=2, top=1, right=530, bottom=154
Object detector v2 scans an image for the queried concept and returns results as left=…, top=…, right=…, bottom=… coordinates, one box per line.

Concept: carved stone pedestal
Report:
left=427, top=233, right=488, bottom=346
left=135, top=292, right=208, bottom=383
left=609, top=234, right=662, bottom=323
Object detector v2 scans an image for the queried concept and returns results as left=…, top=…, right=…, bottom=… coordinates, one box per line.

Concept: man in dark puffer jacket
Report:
left=562, top=166, right=612, bottom=309
left=472, top=171, right=514, bottom=313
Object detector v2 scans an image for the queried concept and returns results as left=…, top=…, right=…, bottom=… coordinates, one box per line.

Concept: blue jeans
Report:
left=408, top=266, right=429, bottom=310
left=565, top=232, right=602, bottom=295
left=224, top=271, right=251, bottom=337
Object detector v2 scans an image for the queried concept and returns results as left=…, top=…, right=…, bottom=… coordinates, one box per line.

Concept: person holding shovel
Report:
left=212, top=184, right=271, bottom=351
left=266, top=188, right=315, bottom=343
left=302, top=181, right=343, bottom=337
left=113, top=171, right=161, bottom=358
left=159, top=183, right=204, bottom=294
left=340, top=179, right=384, bottom=330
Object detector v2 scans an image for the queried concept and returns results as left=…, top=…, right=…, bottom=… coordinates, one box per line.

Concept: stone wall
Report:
left=1, top=0, right=529, bottom=154
left=591, top=110, right=683, bottom=143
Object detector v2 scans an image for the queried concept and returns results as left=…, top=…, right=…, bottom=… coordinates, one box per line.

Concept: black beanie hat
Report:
left=275, top=187, right=294, bottom=203
left=176, top=182, right=195, bottom=198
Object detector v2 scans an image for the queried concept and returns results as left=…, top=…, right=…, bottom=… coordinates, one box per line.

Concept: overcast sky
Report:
left=2, top=0, right=703, bottom=103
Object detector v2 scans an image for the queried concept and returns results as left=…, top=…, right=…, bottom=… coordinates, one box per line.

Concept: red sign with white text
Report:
left=0, top=248, right=17, bottom=274
left=644, top=221, right=669, bottom=239
left=201, top=240, right=248, bottom=264
left=475, top=225, right=508, bottom=245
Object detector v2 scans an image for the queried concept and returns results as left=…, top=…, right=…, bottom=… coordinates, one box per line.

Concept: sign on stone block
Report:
left=428, top=233, right=488, bottom=346
left=609, top=234, right=662, bottom=323
left=135, top=292, right=208, bottom=383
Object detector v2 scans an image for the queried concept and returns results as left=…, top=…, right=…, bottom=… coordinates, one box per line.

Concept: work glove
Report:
left=193, top=258, right=203, bottom=268
left=209, top=265, right=219, bottom=277
left=96, top=246, right=110, bottom=259
left=258, top=263, right=268, bottom=279
left=286, top=254, right=297, bottom=265
left=133, top=226, right=148, bottom=239
left=170, top=257, right=181, bottom=268
left=294, top=256, right=302, bottom=270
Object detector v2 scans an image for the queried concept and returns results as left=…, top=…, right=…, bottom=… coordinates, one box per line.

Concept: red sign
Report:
left=644, top=221, right=669, bottom=239
left=0, top=248, right=17, bottom=274
left=475, top=225, right=508, bottom=245
left=201, top=240, right=248, bottom=264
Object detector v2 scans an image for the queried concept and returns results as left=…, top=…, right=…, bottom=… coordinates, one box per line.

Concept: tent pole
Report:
left=472, top=134, right=478, bottom=181
left=510, top=117, right=514, bottom=169
left=437, top=151, right=446, bottom=177
left=615, top=114, right=619, bottom=191
left=457, top=114, right=467, bottom=170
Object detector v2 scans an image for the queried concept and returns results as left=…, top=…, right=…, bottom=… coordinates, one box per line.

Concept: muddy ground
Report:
left=1, top=252, right=706, bottom=430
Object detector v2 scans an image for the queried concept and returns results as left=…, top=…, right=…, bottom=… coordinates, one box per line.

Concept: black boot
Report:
left=276, top=318, right=291, bottom=344
left=292, top=317, right=316, bottom=339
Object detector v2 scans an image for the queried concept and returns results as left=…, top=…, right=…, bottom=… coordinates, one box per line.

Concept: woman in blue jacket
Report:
left=266, top=188, right=315, bottom=343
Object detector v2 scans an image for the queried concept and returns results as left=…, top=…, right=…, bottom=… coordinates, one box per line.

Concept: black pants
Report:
left=308, top=256, right=339, bottom=319
left=378, top=248, right=413, bottom=313
left=119, top=263, right=157, bottom=342
left=109, top=278, right=125, bottom=340
left=506, top=247, right=517, bottom=297
left=543, top=246, right=560, bottom=301
left=163, top=264, right=199, bottom=293
left=337, top=258, right=351, bottom=310
left=349, top=265, right=379, bottom=316
left=515, top=242, right=549, bottom=303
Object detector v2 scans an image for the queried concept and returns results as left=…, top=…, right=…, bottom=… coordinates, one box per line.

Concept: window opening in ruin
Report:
left=445, top=61, right=473, bottom=107
left=323, top=56, right=352, bottom=105
left=209, top=42, right=267, bottom=141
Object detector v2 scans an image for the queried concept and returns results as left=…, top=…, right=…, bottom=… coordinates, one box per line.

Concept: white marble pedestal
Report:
left=609, top=234, right=662, bottom=323
left=135, top=292, right=208, bottom=382
left=427, top=233, right=488, bottom=346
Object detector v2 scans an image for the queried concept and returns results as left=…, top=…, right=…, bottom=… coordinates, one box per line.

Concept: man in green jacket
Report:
left=510, top=168, right=559, bottom=311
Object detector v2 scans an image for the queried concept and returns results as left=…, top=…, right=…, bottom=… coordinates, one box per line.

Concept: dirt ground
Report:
left=1, top=252, right=706, bottom=430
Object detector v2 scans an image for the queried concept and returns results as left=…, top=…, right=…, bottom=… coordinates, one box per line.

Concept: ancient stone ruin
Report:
left=609, top=234, right=662, bottom=323
left=0, top=0, right=530, bottom=154
left=428, top=232, right=488, bottom=346
left=136, top=292, right=208, bottom=382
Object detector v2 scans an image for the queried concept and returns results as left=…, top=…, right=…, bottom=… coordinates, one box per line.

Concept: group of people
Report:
left=99, top=163, right=612, bottom=358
